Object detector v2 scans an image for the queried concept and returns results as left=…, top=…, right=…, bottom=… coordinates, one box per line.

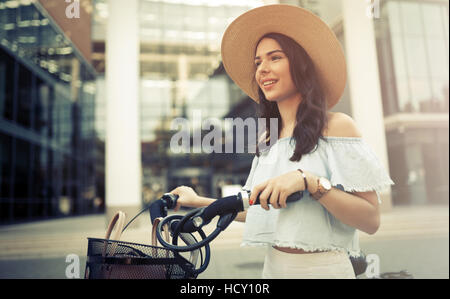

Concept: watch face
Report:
left=320, top=177, right=332, bottom=190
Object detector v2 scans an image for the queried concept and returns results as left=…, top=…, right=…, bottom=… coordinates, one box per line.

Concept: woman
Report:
left=170, top=4, right=394, bottom=279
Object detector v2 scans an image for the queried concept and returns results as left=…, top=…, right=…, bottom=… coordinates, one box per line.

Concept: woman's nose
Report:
left=257, top=60, right=270, bottom=76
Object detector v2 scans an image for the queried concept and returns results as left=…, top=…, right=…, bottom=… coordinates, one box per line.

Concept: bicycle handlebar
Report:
left=179, top=190, right=303, bottom=233
left=148, top=189, right=304, bottom=275
left=150, top=190, right=303, bottom=234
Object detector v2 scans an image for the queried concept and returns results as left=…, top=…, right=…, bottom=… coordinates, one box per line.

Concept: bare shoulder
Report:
left=323, top=112, right=362, bottom=138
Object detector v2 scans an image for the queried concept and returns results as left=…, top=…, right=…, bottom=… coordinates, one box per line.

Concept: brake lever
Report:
left=150, top=193, right=179, bottom=223
left=169, top=208, right=206, bottom=234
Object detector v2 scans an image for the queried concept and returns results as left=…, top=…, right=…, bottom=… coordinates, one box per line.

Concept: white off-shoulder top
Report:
left=241, top=136, right=395, bottom=257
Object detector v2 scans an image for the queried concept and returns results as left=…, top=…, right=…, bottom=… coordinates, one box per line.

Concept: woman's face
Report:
left=254, top=37, right=300, bottom=102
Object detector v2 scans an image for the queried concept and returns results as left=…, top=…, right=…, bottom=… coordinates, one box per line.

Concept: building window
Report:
left=0, top=50, right=15, bottom=121
left=17, top=64, right=33, bottom=128
left=376, top=0, right=449, bottom=115
left=387, top=128, right=449, bottom=205
left=0, top=1, right=99, bottom=223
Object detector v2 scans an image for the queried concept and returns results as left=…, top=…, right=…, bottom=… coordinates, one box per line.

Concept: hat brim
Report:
left=221, top=4, right=347, bottom=109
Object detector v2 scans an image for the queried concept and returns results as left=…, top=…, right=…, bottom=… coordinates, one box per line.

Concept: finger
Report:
left=259, top=186, right=272, bottom=211
left=174, top=202, right=181, bottom=212
left=279, top=191, right=288, bottom=209
left=169, top=186, right=180, bottom=194
left=270, top=188, right=280, bottom=209
left=250, top=186, right=263, bottom=204
left=250, top=183, right=266, bottom=205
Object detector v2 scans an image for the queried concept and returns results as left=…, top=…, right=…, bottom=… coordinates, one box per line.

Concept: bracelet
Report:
left=297, top=169, right=308, bottom=191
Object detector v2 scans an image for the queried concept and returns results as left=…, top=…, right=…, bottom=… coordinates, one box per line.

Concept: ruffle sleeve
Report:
left=324, top=137, right=394, bottom=201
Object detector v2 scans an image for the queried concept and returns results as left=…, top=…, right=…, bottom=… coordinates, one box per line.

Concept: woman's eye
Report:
left=272, top=56, right=281, bottom=61
left=255, top=61, right=261, bottom=66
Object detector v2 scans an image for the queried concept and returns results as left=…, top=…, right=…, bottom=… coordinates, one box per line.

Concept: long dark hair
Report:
left=255, top=33, right=328, bottom=162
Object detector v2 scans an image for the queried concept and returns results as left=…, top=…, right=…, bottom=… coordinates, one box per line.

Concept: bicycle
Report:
left=84, top=190, right=302, bottom=279
left=84, top=190, right=412, bottom=279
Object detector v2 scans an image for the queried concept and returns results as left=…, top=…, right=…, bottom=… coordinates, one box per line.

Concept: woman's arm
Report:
left=252, top=167, right=380, bottom=234
left=304, top=171, right=380, bottom=235
left=313, top=112, right=380, bottom=234
left=248, top=113, right=382, bottom=233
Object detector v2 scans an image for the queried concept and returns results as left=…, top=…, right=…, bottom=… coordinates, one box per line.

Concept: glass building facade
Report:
left=0, top=1, right=99, bottom=223
left=375, top=0, right=449, bottom=205
left=376, top=0, right=448, bottom=115
left=92, top=0, right=263, bottom=202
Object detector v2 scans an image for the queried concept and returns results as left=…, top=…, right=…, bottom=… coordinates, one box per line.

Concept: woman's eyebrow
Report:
left=254, top=49, right=284, bottom=60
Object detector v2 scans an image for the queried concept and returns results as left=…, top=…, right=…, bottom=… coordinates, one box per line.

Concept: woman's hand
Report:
left=249, top=170, right=305, bottom=210
left=169, top=185, right=200, bottom=211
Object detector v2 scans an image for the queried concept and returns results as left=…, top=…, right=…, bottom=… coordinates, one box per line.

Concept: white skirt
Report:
left=262, top=246, right=356, bottom=279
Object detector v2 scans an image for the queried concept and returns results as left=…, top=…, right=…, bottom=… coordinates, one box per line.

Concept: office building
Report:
left=0, top=0, right=99, bottom=223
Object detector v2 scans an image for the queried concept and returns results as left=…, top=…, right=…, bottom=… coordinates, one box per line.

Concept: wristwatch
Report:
left=311, top=177, right=332, bottom=200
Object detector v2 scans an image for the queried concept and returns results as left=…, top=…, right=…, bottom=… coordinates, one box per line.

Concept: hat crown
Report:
left=221, top=4, right=347, bottom=109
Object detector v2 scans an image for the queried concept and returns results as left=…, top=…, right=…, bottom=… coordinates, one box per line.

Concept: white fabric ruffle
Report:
left=324, top=137, right=395, bottom=194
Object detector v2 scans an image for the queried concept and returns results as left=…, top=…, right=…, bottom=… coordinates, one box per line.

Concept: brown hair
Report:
left=255, top=33, right=328, bottom=161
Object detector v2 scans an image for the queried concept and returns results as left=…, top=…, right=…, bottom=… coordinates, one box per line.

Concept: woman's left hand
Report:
left=249, top=170, right=305, bottom=210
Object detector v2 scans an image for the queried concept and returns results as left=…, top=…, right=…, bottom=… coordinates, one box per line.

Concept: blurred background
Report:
left=0, top=0, right=448, bottom=280
left=0, top=0, right=448, bottom=224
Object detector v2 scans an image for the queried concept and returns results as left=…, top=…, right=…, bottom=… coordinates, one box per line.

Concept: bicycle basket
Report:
left=85, top=238, right=197, bottom=279
left=85, top=211, right=199, bottom=279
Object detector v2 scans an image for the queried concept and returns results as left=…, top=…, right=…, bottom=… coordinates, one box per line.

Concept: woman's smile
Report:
left=261, top=78, right=278, bottom=89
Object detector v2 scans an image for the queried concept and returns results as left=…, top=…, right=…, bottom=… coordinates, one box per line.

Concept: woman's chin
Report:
left=264, top=95, right=279, bottom=102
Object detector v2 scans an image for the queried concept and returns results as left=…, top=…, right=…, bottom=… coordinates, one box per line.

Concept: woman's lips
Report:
left=261, top=80, right=277, bottom=90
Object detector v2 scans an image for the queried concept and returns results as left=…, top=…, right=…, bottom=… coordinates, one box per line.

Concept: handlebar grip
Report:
left=161, top=193, right=179, bottom=209
left=254, top=191, right=303, bottom=205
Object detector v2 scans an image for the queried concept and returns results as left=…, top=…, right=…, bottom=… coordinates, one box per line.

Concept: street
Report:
left=0, top=205, right=448, bottom=279
left=0, top=235, right=448, bottom=279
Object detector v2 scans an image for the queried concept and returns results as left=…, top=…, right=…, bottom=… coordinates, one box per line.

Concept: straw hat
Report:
left=221, top=4, right=347, bottom=109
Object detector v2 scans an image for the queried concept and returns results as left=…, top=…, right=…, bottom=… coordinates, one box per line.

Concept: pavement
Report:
left=0, top=204, right=448, bottom=279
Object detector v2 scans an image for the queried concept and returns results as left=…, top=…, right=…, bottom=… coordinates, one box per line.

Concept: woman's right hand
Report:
left=169, top=186, right=200, bottom=211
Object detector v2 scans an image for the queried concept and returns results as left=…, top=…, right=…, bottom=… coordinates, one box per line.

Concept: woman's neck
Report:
left=277, top=93, right=302, bottom=138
